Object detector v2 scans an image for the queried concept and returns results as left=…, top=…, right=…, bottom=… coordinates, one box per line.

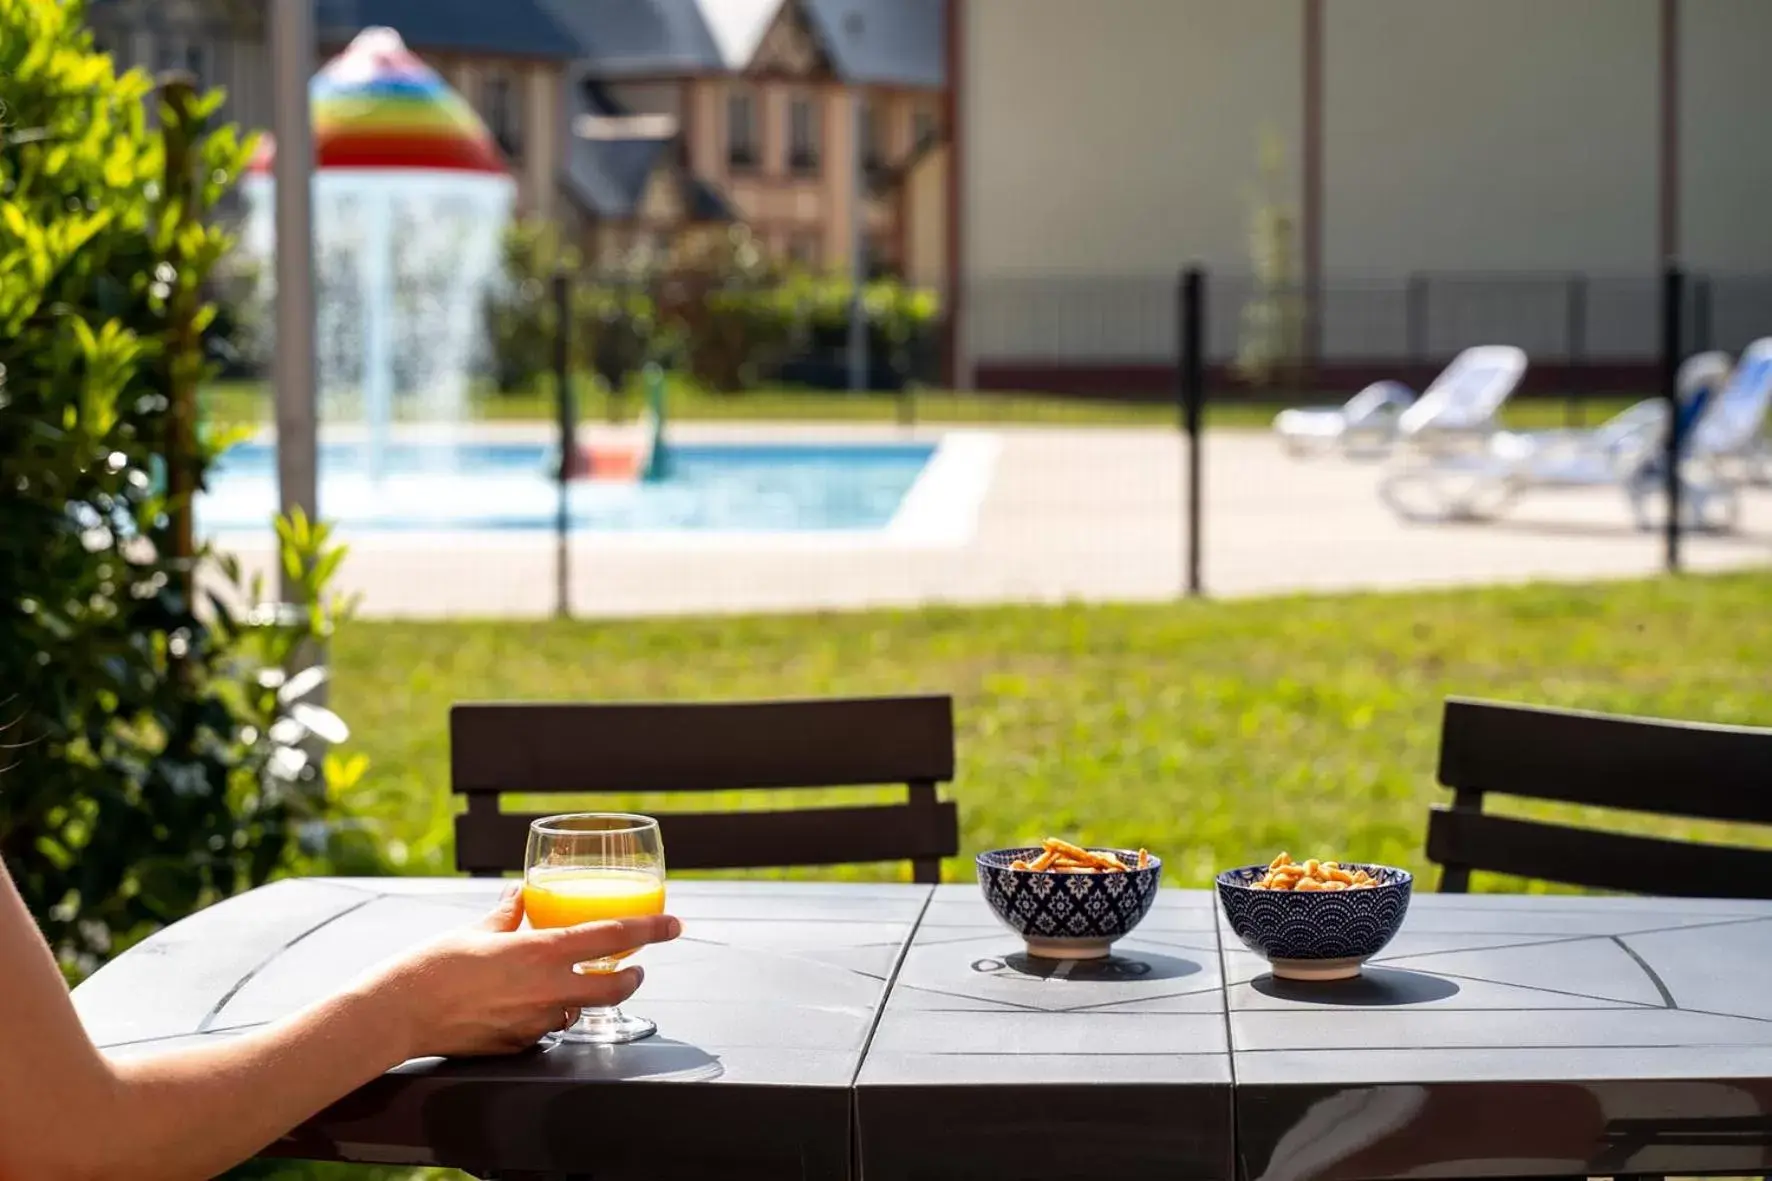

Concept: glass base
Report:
left=550, top=1006, right=656, bottom=1045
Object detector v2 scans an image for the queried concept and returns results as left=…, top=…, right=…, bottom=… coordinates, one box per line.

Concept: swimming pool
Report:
left=199, top=440, right=946, bottom=534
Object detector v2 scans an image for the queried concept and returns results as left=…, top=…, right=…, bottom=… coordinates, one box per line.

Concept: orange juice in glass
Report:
left=523, top=869, right=666, bottom=969
left=524, top=813, right=666, bottom=1043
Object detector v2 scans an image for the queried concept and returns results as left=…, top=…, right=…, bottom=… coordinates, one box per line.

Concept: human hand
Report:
left=368, top=885, right=682, bottom=1060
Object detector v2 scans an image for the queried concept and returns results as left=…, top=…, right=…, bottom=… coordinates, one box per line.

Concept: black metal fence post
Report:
left=554, top=268, right=574, bottom=618
left=1660, top=265, right=1683, bottom=574
left=1566, top=274, right=1587, bottom=427
left=1179, top=267, right=1205, bottom=598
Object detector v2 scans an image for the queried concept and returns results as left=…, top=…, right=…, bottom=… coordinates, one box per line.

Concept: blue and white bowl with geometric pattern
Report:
left=1216, top=864, right=1412, bottom=980
left=977, top=848, right=1163, bottom=960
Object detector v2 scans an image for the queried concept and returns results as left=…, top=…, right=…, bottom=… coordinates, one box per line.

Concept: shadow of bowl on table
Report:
left=1250, top=967, right=1460, bottom=1006
left=992, top=949, right=1202, bottom=983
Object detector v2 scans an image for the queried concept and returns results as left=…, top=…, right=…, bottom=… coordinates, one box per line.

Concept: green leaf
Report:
left=0, top=0, right=360, bottom=973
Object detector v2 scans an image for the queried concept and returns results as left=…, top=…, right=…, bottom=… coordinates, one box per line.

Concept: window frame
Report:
left=727, top=88, right=759, bottom=172
left=787, top=93, right=822, bottom=178
left=483, top=70, right=525, bottom=159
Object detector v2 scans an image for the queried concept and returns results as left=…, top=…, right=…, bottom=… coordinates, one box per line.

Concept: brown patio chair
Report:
left=1427, top=696, right=1772, bottom=896
left=450, top=694, right=959, bottom=882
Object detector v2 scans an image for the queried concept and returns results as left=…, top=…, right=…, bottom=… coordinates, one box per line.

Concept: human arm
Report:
left=0, top=865, right=680, bottom=1181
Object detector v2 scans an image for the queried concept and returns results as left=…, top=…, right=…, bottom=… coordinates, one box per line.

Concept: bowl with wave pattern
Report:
left=1215, top=864, right=1412, bottom=980
left=977, top=848, right=1163, bottom=960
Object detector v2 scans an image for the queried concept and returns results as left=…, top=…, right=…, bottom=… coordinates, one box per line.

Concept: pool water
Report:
left=200, top=441, right=938, bottom=533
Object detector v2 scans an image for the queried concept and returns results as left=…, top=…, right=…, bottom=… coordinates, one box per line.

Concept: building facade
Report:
left=88, top=0, right=949, bottom=285
left=86, top=0, right=578, bottom=224
left=545, top=0, right=948, bottom=284
left=952, top=0, right=1772, bottom=390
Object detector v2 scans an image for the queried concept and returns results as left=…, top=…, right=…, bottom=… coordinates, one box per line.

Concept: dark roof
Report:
left=538, top=0, right=730, bottom=75
left=539, top=0, right=944, bottom=87
left=686, top=176, right=738, bottom=221
left=318, top=0, right=584, bottom=59
left=565, top=137, right=737, bottom=221
left=565, top=135, right=673, bottom=217
left=801, top=0, right=944, bottom=88
left=563, top=80, right=736, bottom=221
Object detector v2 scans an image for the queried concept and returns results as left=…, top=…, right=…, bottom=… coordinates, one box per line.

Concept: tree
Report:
left=1233, top=127, right=1306, bottom=388
left=0, top=0, right=356, bottom=974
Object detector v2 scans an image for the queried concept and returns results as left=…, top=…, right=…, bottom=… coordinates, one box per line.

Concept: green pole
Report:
left=642, top=363, right=670, bottom=482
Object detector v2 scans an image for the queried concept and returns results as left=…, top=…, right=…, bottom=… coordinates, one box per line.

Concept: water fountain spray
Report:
left=241, top=27, right=516, bottom=491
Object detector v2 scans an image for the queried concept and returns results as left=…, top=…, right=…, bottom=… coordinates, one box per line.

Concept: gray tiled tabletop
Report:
left=74, top=877, right=931, bottom=1180
left=1227, top=893, right=1772, bottom=1181
left=855, top=884, right=1232, bottom=1181
left=71, top=882, right=1772, bottom=1181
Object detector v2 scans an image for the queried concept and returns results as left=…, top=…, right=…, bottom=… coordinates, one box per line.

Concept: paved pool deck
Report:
left=212, top=423, right=1772, bottom=618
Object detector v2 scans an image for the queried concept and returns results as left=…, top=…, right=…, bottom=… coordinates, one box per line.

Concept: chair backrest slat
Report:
left=1427, top=808, right=1772, bottom=899
left=456, top=802, right=961, bottom=877
left=450, top=695, right=959, bottom=881
left=1429, top=697, right=1772, bottom=895
left=1439, top=697, right=1772, bottom=825
left=451, top=697, right=954, bottom=794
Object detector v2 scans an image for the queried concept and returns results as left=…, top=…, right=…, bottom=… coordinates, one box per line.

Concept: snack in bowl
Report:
left=1248, top=852, right=1378, bottom=891
left=977, top=838, right=1163, bottom=960
left=1217, top=852, right=1411, bottom=981
left=1010, top=838, right=1153, bottom=874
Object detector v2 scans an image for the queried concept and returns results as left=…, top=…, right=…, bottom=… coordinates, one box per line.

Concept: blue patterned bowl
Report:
left=977, top=848, right=1164, bottom=960
left=1216, top=864, right=1412, bottom=980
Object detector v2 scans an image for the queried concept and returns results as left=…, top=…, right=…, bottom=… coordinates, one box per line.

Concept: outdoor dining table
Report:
left=71, top=879, right=1772, bottom=1181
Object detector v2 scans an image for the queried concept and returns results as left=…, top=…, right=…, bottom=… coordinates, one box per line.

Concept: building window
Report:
left=788, top=95, right=820, bottom=177
left=865, top=231, right=895, bottom=280
left=484, top=72, right=523, bottom=159
left=788, top=232, right=822, bottom=269
left=859, top=97, right=883, bottom=171
left=913, top=104, right=939, bottom=149
left=727, top=89, right=758, bottom=171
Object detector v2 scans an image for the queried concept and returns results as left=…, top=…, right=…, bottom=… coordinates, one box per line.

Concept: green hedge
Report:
left=483, top=219, right=943, bottom=395
left=0, top=0, right=357, bottom=975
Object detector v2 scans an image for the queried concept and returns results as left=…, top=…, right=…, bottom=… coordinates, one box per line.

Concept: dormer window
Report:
left=727, top=89, right=759, bottom=172
left=485, top=71, right=524, bottom=159
left=788, top=94, right=821, bottom=177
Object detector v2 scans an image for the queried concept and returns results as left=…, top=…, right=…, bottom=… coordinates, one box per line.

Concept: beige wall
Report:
left=822, top=89, right=859, bottom=267
left=523, top=63, right=561, bottom=222
left=1680, top=0, right=1772, bottom=275
left=1324, top=0, right=1658, bottom=276
left=685, top=79, right=724, bottom=183
left=905, top=144, right=949, bottom=291
left=1322, top=0, right=1659, bottom=360
left=959, top=0, right=1772, bottom=368
left=962, top=0, right=1303, bottom=371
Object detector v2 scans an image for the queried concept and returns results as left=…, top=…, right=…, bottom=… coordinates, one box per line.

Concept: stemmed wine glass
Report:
left=523, top=812, right=666, bottom=1044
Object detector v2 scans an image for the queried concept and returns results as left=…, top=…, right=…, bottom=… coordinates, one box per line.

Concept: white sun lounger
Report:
left=1378, top=351, right=1732, bottom=523
left=1274, top=381, right=1414, bottom=460
left=1629, top=338, right=1772, bottom=531
left=1391, top=345, right=1530, bottom=451
left=1373, top=346, right=1530, bottom=519
left=1496, top=351, right=1733, bottom=490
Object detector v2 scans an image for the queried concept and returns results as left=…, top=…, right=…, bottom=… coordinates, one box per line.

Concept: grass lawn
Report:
left=329, top=571, right=1772, bottom=892
left=205, top=376, right=1639, bottom=433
